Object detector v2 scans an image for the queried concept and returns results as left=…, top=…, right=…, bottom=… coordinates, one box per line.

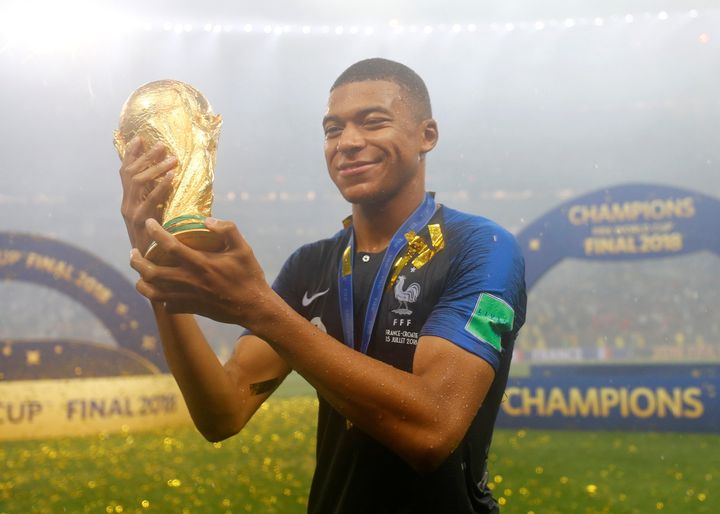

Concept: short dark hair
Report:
left=331, top=58, right=432, bottom=120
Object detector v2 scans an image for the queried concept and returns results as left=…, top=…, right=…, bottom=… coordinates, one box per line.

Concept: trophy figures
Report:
left=114, top=80, right=224, bottom=265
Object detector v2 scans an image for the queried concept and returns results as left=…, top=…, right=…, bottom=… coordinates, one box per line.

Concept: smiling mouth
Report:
left=338, top=161, right=379, bottom=176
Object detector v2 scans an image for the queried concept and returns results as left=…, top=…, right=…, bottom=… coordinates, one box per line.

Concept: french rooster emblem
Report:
left=392, top=275, right=421, bottom=315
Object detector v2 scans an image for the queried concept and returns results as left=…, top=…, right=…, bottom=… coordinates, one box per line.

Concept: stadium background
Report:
left=1, top=0, right=719, bottom=512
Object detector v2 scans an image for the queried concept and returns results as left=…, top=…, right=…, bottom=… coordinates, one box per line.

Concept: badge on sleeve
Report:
left=464, top=293, right=515, bottom=352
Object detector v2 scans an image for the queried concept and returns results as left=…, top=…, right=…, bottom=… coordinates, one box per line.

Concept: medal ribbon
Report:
left=337, top=193, right=437, bottom=354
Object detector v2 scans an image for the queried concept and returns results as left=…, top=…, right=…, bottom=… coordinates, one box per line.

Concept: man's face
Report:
left=323, top=80, right=436, bottom=205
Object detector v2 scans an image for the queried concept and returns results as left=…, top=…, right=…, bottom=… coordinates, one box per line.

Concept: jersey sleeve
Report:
left=419, top=222, right=526, bottom=371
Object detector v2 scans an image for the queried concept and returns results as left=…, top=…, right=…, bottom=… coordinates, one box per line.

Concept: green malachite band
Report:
left=465, top=293, right=515, bottom=352
left=163, top=214, right=206, bottom=228
left=167, top=223, right=207, bottom=234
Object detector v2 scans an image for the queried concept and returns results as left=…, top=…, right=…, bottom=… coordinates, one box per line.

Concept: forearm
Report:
left=249, top=294, right=477, bottom=471
left=151, top=303, right=250, bottom=439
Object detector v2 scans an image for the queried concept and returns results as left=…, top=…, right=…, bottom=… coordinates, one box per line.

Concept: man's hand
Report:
left=119, top=137, right=178, bottom=253
left=130, top=217, right=273, bottom=326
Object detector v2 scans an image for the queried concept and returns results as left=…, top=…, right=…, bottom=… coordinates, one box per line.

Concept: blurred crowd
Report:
left=515, top=253, right=720, bottom=363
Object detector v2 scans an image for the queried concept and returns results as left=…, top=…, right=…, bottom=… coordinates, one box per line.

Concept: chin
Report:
left=338, top=185, right=389, bottom=206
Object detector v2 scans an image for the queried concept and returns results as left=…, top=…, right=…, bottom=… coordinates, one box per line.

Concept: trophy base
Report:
left=145, top=224, right=225, bottom=266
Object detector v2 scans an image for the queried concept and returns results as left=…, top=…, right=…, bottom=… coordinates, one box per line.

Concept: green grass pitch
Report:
left=1, top=379, right=717, bottom=514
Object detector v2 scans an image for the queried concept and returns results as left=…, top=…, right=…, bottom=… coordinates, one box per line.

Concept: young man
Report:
left=119, top=58, right=526, bottom=513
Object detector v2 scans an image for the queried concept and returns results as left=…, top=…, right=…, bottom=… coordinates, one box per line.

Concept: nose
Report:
left=336, top=123, right=365, bottom=154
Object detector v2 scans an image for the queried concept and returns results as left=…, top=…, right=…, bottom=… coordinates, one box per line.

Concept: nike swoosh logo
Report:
left=302, top=288, right=330, bottom=307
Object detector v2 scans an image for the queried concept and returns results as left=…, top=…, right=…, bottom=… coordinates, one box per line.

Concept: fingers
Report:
left=135, top=277, right=198, bottom=305
left=204, top=217, right=245, bottom=251
left=121, top=140, right=174, bottom=181
left=129, top=247, right=158, bottom=280
left=130, top=247, right=197, bottom=295
left=120, top=137, right=152, bottom=170
left=145, top=218, right=202, bottom=264
left=124, top=140, right=164, bottom=169
left=145, top=171, right=174, bottom=212
left=124, top=136, right=144, bottom=162
left=134, top=155, right=177, bottom=185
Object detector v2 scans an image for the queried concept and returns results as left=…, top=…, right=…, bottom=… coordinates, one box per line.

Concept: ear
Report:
left=419, top=119, right=439, bottom=155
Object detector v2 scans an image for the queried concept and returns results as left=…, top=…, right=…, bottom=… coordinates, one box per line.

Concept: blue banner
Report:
left=516, top=183, right=720, bottom=290
left=498, top=364, right=718, bottom=432
left=0, top=232, right=166, bottom=374
left=508, top=184, right=720, bottom=432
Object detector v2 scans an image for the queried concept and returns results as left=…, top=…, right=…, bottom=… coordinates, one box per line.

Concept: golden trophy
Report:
left=114, top=80, right=224, bottom=265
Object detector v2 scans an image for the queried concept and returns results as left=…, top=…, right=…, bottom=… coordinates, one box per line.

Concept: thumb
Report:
left=204, top=217, right=246, bottom=251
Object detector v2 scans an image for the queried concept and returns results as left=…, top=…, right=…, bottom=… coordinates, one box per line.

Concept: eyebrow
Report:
left=322, top=106, right=394, bottom=127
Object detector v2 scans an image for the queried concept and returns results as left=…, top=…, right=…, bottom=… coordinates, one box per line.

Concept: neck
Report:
left=351, top=188, right=427, bottom=253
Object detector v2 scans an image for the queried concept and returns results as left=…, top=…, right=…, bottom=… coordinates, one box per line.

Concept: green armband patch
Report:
left=464, top=293, right=515, bottom=352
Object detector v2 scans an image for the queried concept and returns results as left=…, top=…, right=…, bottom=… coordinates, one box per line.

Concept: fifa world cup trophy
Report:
left=113, top=80, right=224, bottom=265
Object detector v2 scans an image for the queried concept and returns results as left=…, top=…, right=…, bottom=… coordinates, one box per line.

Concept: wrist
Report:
left=127, top=231, right=152, bottom=256
left=239, top=288, right=288, bottom=338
